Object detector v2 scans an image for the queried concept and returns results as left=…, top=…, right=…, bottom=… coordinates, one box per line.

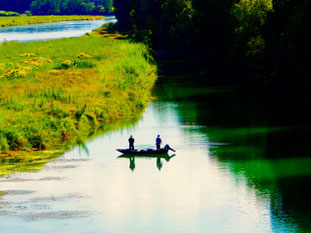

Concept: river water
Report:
left=0, top=21, right=311, bottom=233
left=0, top=17, right=116, bottom=43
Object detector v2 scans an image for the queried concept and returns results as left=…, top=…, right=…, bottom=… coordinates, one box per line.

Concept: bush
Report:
left=25, top=11, right=32, bottom=16
left=74, top=60, right=96, bottom=68
left=55, top=60, right=73, bottom=69
left=28, top=135, right=45, bottom=149
left=0, top=134, right=9, bottom=153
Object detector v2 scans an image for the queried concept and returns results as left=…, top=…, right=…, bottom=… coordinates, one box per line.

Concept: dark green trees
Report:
left=30, top=0, right=114, bottom=15
left=113, top=0, right=310, bottom=83
left=0, top=0, right=33, bottom=13
left=114, top=0, right=194, bottom=48
left=264, top=0, right=311, bottom=81
left=0, top=0, right=113, bottom=15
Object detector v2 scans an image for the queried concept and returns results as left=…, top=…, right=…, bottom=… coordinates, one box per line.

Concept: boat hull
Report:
left=117, top=148, right=169, bottom=155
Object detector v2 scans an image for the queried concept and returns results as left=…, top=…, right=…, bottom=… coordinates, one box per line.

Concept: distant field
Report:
left=0, top=30, right=157, bottom=156
left=0, top=15, right=106, bottom=27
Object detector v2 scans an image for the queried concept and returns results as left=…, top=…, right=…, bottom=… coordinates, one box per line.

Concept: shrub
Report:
left=25, top=11, right=32, bottom=16
left=0, top=66, right=30, bottom=79
left=74, top=60, right=96, bottom=68
left=0, top=134, right=9, bottom=153
left=76, top=52, right=92, bottom=59
left=55, top=60, right=73, bottom=69
left=28, top=135, right=45, bottom=149
left=23, top=57, right=52, bottom=68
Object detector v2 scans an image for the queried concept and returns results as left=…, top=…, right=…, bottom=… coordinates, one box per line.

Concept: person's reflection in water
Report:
left=120, top=154, right=176, bottom=171
left=156, top=157, right=163, bottom=170
left=129, top=156, right=135, bottom=171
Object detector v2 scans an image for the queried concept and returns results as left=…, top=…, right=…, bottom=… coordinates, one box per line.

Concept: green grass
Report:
left=0, top=33, right=157, bottom=156
left=0, top=15, right=106, bottom=27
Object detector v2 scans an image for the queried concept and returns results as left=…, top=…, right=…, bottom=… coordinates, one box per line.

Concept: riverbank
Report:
left=0, top=15, right=106, bottom=27
left=0, top=28, right=157, bottom=157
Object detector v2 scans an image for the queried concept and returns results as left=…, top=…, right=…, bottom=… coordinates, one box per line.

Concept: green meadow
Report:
left=0, top=15, right=106, bottom=27
left=0, top=32, right=157, bottom=157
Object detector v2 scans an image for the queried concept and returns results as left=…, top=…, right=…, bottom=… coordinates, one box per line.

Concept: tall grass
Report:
left=0, top=15, right=106, bottom=27
left=0, top=34, right=157, bottom=154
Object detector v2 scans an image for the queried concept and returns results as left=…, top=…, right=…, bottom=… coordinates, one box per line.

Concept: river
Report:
left=0, top=17, right=116, bottom=43
left=0, top=21, right=310, bottom=233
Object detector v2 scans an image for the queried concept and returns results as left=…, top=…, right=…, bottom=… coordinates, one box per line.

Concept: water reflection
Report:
left=0, top=32, right=310, bottom=232
left=154, top=54, right=311, bottom=232
left=118, top=154, right=176, bottom=171
left=0, top=152, right=61, bottom=177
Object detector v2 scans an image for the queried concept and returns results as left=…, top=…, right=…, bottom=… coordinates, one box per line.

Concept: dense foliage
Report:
left=0, top=0, right=33, bottom=14
left=0, top=0, right=114, bottom=15
left=30, top=0, right=114, bottom=15
left=113, top=0, right=310, bottom=83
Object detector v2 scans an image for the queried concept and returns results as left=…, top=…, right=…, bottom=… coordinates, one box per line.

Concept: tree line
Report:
left=113, top=0, right=311, bottom=84
left=0, top=0, right=114, bottom=15
left=1, top=0, right=309, bottom=83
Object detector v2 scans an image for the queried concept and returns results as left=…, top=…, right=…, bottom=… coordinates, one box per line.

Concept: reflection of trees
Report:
left=0, top=152, right=60, bottom=177
left=156, top=70, right=311, bottom=231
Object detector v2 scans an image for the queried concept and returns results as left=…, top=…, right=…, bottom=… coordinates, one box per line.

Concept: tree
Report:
left=264, top=0, right=311, bottom=82
left=0, top=0, right=33, bottom=13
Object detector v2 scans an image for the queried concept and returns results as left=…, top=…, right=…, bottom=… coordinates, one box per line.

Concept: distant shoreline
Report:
left=0, top=15, right=107, bottom=28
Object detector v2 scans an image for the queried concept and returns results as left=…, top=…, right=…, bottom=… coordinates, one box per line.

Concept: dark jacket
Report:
left=156, top=137, right=162, bottom=145
left=129, top=137, right=134, bottom=144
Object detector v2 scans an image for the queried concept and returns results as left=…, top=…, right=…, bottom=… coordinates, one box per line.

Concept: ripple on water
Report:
left=0, top=176, right=66, bottom=183
left=45, top=165, right=78, bottom=170
left=21, top=210, right=91, bottom=220
left=54, top=158, right=91, bottom=162
left=28, top=193, right=87, bottom=203
left=0, top=211, right=17, bottom=216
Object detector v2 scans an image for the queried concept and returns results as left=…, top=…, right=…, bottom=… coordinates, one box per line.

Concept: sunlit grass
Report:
left=0, top=15, right=106, bottom=27
left=0, top=34, right=157, bottom=155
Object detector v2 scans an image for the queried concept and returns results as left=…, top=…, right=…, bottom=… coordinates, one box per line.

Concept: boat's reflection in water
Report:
left=118, top=154, right=176, bottom=171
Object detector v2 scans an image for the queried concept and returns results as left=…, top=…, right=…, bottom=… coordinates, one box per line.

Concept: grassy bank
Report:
left=0, top=32, right=157, bottom=156
left=0, top=114, right=142, bottom=177
left=0, top=15, right=106, bottom=27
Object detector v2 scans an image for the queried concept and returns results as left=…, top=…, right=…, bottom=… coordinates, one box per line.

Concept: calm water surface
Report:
left=0, top=23, right=311, bottom=233
left=0, top=17, right=116, bottom=43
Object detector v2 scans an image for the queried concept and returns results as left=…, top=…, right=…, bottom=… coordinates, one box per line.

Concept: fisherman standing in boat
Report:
left=128, top=135, right=135, bottom=150
left=156, top=135, right=162, bottom=150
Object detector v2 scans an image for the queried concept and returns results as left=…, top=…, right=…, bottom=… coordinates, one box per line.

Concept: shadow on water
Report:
left=154, top=51, right=311, bottom=232
left=118, top=154, right=176, bottom=171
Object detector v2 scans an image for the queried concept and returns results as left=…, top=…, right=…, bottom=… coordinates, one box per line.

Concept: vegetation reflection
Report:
left=155, top=60, right=311, bottom=231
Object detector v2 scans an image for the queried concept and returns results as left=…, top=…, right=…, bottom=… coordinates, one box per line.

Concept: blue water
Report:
left=0, top=17, right=116, bottom=43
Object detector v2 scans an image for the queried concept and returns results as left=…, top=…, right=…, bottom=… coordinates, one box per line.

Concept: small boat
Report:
left=117, top=144, right=175, bottom=155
